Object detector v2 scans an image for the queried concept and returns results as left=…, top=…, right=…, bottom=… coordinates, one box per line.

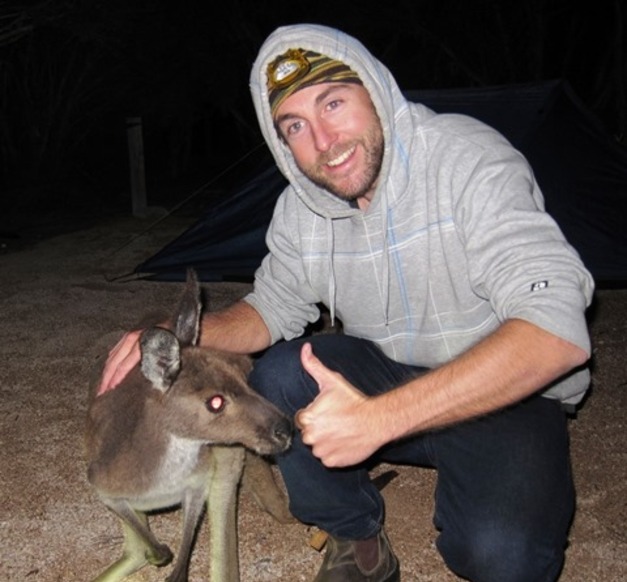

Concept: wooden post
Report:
left=126, top=116, right=147, bottom=217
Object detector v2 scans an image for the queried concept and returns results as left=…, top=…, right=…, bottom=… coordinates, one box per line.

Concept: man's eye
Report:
left=286, top=120, right=303, bottom=136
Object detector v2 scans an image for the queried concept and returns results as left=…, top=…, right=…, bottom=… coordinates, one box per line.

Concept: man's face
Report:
left=274, top=83, right=384, bottom=204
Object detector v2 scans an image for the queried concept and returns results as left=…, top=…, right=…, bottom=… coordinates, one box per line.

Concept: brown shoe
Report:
left=313, top=529, right=400, bottom=581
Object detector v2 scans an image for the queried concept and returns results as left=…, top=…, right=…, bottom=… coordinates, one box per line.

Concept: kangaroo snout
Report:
left=256, top=413, right=293, bottom=456
left=273, top=415, right=293, bottom=449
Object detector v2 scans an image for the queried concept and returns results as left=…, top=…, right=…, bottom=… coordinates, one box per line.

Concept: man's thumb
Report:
left=300, top=342, right=333, bottom=391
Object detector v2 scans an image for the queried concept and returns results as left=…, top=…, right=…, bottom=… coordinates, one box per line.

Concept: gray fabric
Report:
left=245, top=24, right=594, bottom=406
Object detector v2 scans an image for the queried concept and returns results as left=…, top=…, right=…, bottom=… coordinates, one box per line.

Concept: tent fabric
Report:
left=136, top=80, right=627, bottom=285
left=139, top=163, right=285, bottom=282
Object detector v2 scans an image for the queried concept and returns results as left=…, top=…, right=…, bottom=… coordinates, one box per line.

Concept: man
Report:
left=101, top=24, right=594, bottom=582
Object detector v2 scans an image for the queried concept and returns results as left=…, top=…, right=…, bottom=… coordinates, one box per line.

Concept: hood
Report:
left=250, top=23, right=419, bottom=219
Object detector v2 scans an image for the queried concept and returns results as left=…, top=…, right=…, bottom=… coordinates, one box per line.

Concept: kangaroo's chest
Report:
left=133, top=434, right=209, bottom=510
left=165, top=433, right=206, bottom=473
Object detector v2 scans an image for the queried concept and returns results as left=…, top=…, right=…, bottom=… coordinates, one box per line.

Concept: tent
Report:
left=136, top=80, right=627, bottom=285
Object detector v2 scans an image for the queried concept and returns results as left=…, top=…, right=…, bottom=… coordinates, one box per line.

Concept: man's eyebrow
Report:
left=274, top=111, right=297, bottom=127
left=313, top=83, right=350, bottom=105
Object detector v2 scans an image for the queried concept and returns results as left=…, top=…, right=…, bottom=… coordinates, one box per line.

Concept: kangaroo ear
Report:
left=172, top=268, right=201, bottom=347
left=140, top=328, right=181, bottom=392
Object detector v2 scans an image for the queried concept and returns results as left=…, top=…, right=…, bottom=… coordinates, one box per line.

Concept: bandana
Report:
left=267, top=49, right=362, bottom=116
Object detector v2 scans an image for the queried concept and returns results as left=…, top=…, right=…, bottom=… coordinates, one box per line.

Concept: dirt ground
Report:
left=0, top=212, right=625, bottom=581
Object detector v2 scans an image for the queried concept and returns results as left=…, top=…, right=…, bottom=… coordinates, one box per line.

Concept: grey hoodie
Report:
left=245, top=24, right=594, bottom=406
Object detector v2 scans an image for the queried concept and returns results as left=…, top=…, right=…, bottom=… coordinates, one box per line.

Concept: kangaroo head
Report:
left=138, top=270, right=292, bottom=456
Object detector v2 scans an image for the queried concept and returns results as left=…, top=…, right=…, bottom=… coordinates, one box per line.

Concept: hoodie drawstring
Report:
left=326, top=216, right=337, bottom=326
left=380, top=205, right=391, bottom=325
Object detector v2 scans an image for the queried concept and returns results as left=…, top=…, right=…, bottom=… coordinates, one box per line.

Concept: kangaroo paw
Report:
left=146, top=543, right=173, bottom=567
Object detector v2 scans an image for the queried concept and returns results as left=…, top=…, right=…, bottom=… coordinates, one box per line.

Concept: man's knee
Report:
left=249, top=340, right=313, bottom=412
left=437, top=523, right=566, bottom=582
left=249, top=335, right=375, bottom=407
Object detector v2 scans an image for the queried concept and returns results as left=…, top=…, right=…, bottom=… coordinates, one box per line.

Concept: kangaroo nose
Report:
left=274, top=416, right=293, bottom=447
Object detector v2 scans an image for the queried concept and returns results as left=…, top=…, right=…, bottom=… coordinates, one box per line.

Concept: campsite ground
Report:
left=0, top=209, right=625, bottom=581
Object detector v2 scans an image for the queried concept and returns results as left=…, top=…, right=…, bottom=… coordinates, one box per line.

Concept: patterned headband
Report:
left=267, top=49, right=362, bottom=116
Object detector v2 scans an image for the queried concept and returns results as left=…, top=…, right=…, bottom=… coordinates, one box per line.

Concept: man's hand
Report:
left=97, top=330, right=142, bottom=395
left=295, top=342, right=384, bottom=468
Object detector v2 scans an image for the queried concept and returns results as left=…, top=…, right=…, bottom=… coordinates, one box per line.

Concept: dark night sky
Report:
left=1, top=0, right=624, bottom=211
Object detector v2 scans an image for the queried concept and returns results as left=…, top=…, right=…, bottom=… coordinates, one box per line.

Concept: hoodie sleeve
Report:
left=447, top=122, right=594, bottom=355
left=243, top=189, right=322, bottom=344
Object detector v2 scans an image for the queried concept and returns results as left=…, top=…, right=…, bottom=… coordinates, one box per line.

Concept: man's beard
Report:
left=299, top=124, right=384, bottom=202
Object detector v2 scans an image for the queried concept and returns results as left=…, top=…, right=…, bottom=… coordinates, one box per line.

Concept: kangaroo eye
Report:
left=206, top=395, right=225, bottom=413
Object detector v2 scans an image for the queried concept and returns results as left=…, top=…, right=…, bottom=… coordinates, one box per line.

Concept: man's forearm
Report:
left=199, top=300, right=272, bottom=354
left=375, top=319, right=589, bottom=443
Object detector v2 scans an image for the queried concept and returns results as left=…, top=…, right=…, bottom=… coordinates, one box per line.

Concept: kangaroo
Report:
left=85, top=270, right=294, bottom=582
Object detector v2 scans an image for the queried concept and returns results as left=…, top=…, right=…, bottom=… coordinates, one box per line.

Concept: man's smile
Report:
left=325, top=145, right=357, bottom=168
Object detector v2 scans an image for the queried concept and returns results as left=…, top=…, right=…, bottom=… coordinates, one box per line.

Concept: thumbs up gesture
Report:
left=295, top=342, right=384, bottom=467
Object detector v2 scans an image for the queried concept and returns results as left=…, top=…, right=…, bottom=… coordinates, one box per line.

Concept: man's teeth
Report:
left=327, top=146, right=356, bottom=167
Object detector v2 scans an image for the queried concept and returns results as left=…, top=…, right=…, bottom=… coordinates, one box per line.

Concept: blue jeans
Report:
left=249, top=335, right=576, bottom=582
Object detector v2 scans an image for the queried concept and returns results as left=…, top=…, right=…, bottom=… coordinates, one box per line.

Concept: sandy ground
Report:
left=0, top=212, right=625, bottom=581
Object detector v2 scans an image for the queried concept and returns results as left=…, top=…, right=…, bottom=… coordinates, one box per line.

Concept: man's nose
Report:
left=310, top=120, right=337, bottom=152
